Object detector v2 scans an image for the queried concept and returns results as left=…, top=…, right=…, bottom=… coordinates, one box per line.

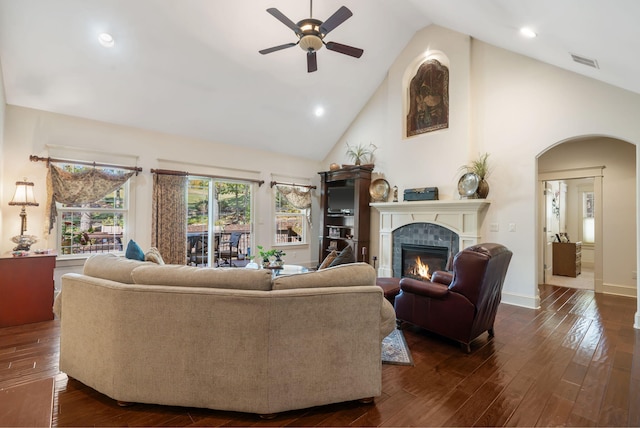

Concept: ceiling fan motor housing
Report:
left=297, top=18, right=324, bottom=51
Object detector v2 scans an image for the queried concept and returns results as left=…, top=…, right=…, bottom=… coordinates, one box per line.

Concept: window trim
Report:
left=273, top=185, right=309, bottom=246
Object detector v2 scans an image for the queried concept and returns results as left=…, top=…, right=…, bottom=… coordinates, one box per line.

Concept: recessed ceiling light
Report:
left=98, top=32, right=115, bottom=48
left=314, top=106, right=325, bottom=117
left=519, top=27, right=537, bottom=39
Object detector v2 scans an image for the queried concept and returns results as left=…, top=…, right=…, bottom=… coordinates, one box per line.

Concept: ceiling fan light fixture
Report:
left=299, top=35, right=323, bottom=51
left=260, top=3, right=361, bottom=72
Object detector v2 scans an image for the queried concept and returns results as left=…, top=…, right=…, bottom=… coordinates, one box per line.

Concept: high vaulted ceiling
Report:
left=1, top=0, right=638, bottom=160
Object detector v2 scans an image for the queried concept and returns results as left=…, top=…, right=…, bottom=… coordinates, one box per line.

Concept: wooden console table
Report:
left=0, top=253, right=56, bottom=327
left=552, top=242, right=582, bottom=277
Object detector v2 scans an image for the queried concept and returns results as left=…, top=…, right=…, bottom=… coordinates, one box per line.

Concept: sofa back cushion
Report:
left=131, top=264, right=273, bottom=291
left=272, top=262, right=376, bottom=290
left=83, top=253, right=152, bottom=284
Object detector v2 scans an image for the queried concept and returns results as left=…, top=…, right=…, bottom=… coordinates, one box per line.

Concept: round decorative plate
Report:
left=457, top=172, right=480, bottom=198
left=369, top=178, right=390, bottom=202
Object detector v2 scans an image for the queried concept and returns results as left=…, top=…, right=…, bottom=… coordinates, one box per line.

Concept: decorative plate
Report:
left=369, top=178, right=390, bottom=202
left=457, top=172, right=479, bottom=198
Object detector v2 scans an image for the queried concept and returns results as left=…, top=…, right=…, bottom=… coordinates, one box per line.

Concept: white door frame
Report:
left=538, top=167, right=604, bottom=292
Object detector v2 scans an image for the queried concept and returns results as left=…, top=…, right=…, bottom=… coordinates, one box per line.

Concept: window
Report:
left=56, top=164, right=129, bottom=257
left=582, top=191, right=595, bottom=244
left=274, top=186, right=308, bottom=245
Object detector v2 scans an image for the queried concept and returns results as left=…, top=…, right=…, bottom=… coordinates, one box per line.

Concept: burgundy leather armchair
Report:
left=394, top=243, right=512, bottom=352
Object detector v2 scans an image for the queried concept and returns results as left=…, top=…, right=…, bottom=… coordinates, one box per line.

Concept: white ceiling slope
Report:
left=0, top=0, right=638, bottom=160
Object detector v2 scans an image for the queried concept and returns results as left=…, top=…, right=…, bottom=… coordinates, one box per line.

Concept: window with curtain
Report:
left=48, top=163, right=134, bottom=257
left=274, top=185, right=310, bottom=245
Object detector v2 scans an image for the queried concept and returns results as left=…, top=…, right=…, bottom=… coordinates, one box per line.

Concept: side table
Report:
left=0, top=253, right=56, bottom=327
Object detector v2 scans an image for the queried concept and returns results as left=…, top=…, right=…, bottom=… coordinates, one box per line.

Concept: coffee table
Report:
left=268, top=264, right=309, bottom=277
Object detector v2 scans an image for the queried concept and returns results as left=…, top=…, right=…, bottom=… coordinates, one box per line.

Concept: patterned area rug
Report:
left=381, top=329, right=413, bottom=366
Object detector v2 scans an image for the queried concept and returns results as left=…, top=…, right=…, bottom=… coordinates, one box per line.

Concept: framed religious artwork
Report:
left=406, top=58, right=449, bottom=137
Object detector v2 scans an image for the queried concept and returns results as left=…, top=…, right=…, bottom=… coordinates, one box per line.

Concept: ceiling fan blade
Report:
left=259, top=42, right=297, bottom=55
left=319, top=6, right=352, bottom=35
left=266, top=8, right=302, bottom=36
left=307, top=50, right=318, bottom=73
left=325, top=41, right=364, bottom=58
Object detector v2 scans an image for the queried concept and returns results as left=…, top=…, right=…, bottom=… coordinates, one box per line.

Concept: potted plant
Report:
left=345, top=142, right=377, bottom=166
left=256, top=246, right=286, bottom=268
left=459, top=152, right=491, bottom=198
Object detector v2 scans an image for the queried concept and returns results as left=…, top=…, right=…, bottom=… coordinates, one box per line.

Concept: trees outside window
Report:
left=57, top=164, right=129, bottom=256
left=274, top=187, right=307, bottom=245
left=187, top=178, right=253, bottom=266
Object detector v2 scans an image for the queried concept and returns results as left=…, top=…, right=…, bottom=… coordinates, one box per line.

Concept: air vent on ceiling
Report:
left=570, top=53, right=599, bottom=69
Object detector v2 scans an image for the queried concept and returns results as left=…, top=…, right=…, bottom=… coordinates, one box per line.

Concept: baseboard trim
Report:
left=601, top=282, right=637, bottom=298
left=501, top=291, right=540, bottom=309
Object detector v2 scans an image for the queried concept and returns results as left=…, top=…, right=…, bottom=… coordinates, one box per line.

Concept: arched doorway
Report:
left=537, top=136, right=637, bottom=297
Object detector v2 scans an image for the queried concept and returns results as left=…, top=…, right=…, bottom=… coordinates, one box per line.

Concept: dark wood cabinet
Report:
left=552, top=242, right=582, bottom=277
left=318, top=165, right=373, bottom=265
left=0, top=254, right=56, bottom=327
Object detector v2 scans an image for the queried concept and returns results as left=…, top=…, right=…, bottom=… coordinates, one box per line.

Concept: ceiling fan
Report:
left=259, top=0, right=364, bottom=73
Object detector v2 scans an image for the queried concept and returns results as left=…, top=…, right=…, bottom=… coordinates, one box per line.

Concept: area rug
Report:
left=381, top=329, right=413, bottom=366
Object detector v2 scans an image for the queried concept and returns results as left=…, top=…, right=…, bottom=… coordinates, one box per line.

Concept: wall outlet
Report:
left=490, top=223, right=499, bottom=232
left=508, top=223, right=516, bottom=232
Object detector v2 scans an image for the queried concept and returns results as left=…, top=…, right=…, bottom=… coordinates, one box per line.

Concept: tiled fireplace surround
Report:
left=370, top=200, right=490, bottom=278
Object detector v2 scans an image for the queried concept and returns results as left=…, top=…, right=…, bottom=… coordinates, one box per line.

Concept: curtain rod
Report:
left=30, top=155, right=143, bottom=174
left=151, top=168, right=265, bottom=186
left=270, top=180, right=316, bottom=190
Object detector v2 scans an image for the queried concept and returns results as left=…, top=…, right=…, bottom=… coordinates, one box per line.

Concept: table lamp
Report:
left=8, top=178, right=39, bottom=251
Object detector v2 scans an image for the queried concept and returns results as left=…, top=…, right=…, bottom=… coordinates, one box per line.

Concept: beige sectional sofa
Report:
left=55, top=254, right=395, bottom=416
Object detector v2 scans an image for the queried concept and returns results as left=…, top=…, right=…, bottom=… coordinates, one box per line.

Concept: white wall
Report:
left=1, top=106, right=322, bottom=275
left=323, top=25, right=640, bottom=310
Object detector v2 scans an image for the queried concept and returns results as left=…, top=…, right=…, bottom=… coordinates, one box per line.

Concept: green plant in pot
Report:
left=459, top=152, right=491, bottom=198
left=345, top=142, right=377, bottom=166
left=256, top=246, right=286, bottom=267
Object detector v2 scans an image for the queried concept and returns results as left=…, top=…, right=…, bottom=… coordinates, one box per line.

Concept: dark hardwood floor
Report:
left=1, top=284, right=638, bottom=427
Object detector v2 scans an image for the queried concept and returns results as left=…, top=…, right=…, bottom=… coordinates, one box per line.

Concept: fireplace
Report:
left=401, top=244, right=450, bottom=281
left=370, top=200, right=490, bottom=278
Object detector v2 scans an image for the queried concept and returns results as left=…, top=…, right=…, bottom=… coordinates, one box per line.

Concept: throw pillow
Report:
left=125, top=239, right=145, bottom=261
left=318, top=250, right=338, bottom=270
left=144, top=247, right=165, bottom=265
left=328, top=245, right=356, bottom=267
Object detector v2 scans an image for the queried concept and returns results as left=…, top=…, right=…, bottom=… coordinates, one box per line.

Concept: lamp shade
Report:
left=8, top=179, right=39, bottom=207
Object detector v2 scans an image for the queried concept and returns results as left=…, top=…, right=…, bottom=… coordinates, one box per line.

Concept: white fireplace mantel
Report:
left=370, top=200, right=490, bottom=277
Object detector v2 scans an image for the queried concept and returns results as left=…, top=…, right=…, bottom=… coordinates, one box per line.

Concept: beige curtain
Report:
left=276, top=184, right=312, bottom=225
left=152, top=173, right=188, bottom=265
left=46, top=164, right=135, bottom=233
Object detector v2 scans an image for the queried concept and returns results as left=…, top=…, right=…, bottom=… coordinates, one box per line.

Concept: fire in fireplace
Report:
left=401, top=244, right=450, bottom=282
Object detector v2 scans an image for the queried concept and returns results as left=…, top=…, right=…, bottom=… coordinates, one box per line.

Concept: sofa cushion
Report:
left=272, top=262, right=376, bottom=290
left=328, top=245, right=356, bottom=267
left=131, top=264, right=273, bottom=291
left=318, top=250, right=338, bottom=270
left=125, top=239, right=145, bottom=261
left=144, top=247, right=165, bottom=265
left=83, top=253, right=152, bottom=284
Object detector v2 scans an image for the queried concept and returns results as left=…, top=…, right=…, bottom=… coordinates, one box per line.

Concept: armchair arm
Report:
left=431, top=271, right=453, bottom=286
left=399, top=277, right=449, bottom=299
